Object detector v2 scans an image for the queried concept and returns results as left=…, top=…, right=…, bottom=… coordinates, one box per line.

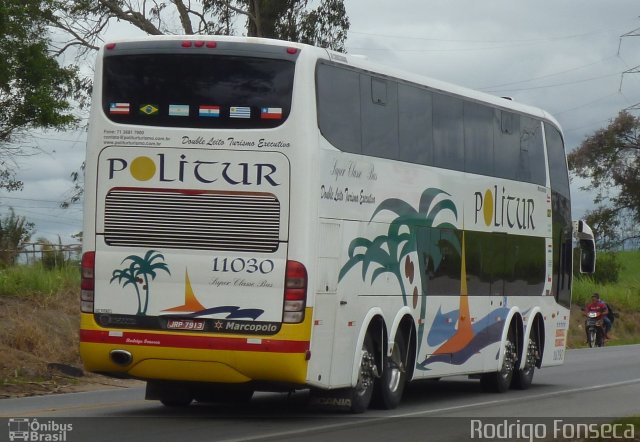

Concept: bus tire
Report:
left=481, top=328, right=517, bottom=393
left=372, top=331, right=407, bottom=409
left=512, top=336, right=537, bottom=390
left=194, top=388, right=254, bottom=404
left=349, top=334, right=377, bottom=413
left=160, top=395, right=193, bottom=407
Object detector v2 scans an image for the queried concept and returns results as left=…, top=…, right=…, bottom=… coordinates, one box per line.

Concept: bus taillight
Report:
left=283, top=260, right=307, bottom=323
left=81, top=251, right=95, bottom=313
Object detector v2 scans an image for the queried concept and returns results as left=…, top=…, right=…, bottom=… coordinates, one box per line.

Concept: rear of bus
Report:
left=79, top=36, right=315, bottom=403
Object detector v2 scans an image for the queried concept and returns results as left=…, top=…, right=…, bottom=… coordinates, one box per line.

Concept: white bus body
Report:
left=80, top=36, right=594, bottom=412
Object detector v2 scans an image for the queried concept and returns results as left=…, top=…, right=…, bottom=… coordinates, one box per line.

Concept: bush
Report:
left=591, top=252, right=622, bottom=284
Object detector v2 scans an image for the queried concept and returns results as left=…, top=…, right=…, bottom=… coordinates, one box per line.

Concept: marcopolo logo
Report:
left=474, top=185, right=535, bottom=230
left=107, top=153, right=280, bottom=186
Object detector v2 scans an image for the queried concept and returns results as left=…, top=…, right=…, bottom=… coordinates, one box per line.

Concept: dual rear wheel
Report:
left=481, top=328, right=539, bottom=393
left=350, top=331, right=409, bottom=413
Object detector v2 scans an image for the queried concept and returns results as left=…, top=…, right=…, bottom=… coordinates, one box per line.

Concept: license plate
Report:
left=166, top=318, right=205, bottom=331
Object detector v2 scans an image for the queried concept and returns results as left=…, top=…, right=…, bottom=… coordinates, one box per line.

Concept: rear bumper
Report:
left=79, top=309, right=312, bottom=385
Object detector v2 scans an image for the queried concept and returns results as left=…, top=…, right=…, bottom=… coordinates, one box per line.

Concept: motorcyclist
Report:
left=584, top=293, right=612, bottom=340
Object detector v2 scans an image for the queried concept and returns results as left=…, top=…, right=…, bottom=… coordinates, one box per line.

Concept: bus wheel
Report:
left=481, top=328, right=517, bottom=393
left=194, top=388, right=254, bottom=404
left=350, top=334, right=377, bottom=413
left=160, top=394, right=193, bottom=407
left=512, top=336, right=538, bottom=390
left=147, top=381, right=193, bottom=407
left=372, top=332, right=407, bottom=409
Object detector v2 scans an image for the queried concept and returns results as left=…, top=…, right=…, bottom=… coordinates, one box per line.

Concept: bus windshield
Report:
left=102, top=53, right=295, bottom=129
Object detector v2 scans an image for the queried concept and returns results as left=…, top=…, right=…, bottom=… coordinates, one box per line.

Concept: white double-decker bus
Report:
left=80, top=35, right=595, bottom=412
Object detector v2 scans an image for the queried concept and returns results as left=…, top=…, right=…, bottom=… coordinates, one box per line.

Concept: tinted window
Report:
left=103, top=54, right=294, bottom=129
left=494, top=111, right=521, bottom=181
left=428, top=229, right=462, bottom=296
left=317, top=63, right=362, bottom=154
left=546, top=123, right=572, bottom=307
left=361, top=75, right=399, bottom=159
left=545, top=123, right=570, bottom=199
left=465, top=230, right=491, bottom=296
left=433, top=94, right=464, bottom=171
left=398, top=84, right=433, bottom=165
left=465, top=231, right=545, bottom=297
left=519, top=117, right=546, bottom=185
left=464, top=102, right=494, bottom=176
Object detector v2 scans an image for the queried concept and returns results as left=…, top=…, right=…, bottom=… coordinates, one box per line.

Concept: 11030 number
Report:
left=212, top=257, right=275, bottom=274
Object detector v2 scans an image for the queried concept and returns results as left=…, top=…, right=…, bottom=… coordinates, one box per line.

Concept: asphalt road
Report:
left=1, top=344, right=639, bottom=442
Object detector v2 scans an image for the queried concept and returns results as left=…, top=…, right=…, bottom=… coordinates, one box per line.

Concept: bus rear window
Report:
left=102, top=54, right=294, bottom=128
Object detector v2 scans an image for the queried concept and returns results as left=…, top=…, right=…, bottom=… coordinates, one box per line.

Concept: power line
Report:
left=0, top=195, right=80, bottom=204
left=349, top=28, right=611, bottom=44
left=483, top=72, right=618, bottom=94
left=552, top=92, right=621, bottom=116
left=477, top=55, right=619, bottom=90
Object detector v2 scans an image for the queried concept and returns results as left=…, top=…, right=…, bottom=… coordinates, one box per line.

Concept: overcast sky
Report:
left=2, top=0, right=639, bottom=244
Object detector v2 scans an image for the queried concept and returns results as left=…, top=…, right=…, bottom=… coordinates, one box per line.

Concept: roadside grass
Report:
left=0, top=263, right=79, bottom=299
left=0, top=264, right=81, bottom=393
left=572, top=250, right=640, bottom=310
left=569, top=250, right=640, bottom=348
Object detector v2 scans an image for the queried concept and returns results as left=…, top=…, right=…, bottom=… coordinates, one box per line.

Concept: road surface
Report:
left=1, top=345, right=639, bottom=442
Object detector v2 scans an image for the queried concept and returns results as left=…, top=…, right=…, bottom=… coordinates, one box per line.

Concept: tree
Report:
left=50, top=0, right=350, bottom=52
left=0, top=208, right=34, bottom=266
left=0, top=0, right=78, bottom=192
left=567, top=111, right=640, bottom=249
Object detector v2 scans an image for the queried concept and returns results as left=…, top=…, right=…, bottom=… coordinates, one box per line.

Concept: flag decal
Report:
left=230, top=106, right=251, bottom=119
left=199, top=105, right=220, bottom=117
left=140, top=104, right=159, bottom=116
left=169, top=104, right=190, bottom=117
left=109, top=103, right=130, bottom=115
left=261, top=107, right=282, bottom=120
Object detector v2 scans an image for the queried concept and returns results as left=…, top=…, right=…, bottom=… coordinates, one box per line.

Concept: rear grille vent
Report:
left=104, top=188, right=280, bottom=252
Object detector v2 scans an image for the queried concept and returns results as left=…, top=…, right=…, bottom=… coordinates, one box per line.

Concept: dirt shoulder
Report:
left=0, top=290, right=143, bottom=398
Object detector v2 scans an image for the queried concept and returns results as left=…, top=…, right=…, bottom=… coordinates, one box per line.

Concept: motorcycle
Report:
left=585, top=311, right=605, bottom=348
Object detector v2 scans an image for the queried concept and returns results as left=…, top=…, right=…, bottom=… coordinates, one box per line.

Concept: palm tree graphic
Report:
left=339, top=188, right=460, bottom=349
left=111, top=250, right=171, bottom=316
left=111, top=263, right=144, bottom=315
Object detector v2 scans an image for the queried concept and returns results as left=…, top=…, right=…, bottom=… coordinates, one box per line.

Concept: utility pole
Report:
left=619, top=19, right=640, bottom=109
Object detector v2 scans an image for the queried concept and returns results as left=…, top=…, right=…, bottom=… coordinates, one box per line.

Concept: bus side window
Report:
left=361, top=75, right=399, bottom=160
left=398, top=84, right=433, bottom=166
left=316, top=63, right=362, bottom=154
left=520, top=117, right=546, bottom=186
left=545, top=123, right=572, bottom=307
left=464, top=101, right=494, bottom=176
left=494, top=111, right=521, bottom=182
left=433, top=93, right=464, bottom=172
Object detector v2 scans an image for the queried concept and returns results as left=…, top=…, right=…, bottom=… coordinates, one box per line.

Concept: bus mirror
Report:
left=579, top=239, right=596, bottom=274
left=574, top=220, right=596, bottom=274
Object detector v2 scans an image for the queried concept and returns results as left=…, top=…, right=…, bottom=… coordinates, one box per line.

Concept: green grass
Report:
left=0, top=264, right=80, bottom=298
left=573, top=250, right=640, bottom=310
